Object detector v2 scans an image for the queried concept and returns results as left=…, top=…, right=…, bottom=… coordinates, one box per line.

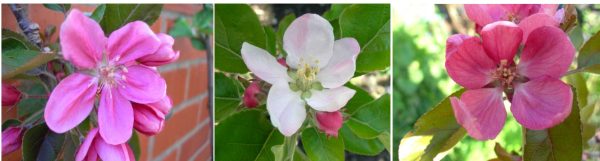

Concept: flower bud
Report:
left=137, top=33, right=180, bottom=66
left=76, top=128, right=135, bottom=161
left=2, top=127, right=24, bottom=155
left=315, top=111, right=343, bottom=137
left=2, top=84, right=22, bottom=106
left=132, top=97, right=172, bottom=135
left=277, top=57, right=287, bottom=67
left=243, top=81, right=261, bottom=108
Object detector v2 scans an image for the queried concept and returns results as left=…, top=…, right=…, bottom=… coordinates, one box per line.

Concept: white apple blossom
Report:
left=241, top=14, right=360, bottom=136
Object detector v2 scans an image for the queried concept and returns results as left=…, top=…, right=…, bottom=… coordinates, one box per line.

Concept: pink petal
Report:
left=137, top=33, right=180, bottom=66
left=241, top=43, right=290, bottom=84
left=266, top=83, right=304, bottom=134
left=76, top=128, right=99, bottom=161
left=316, top=111, right=343, bottom=137
left=464, top=4, right=505, bottom=26
left=518, top=13, right=559, bottom=44
left=107, top=21, right=160, bottom=64
left=445, top=37, right=496, bottom=89
left=511, top=77, right=572, bottom=130
left=517, top=26, right=575, bottom=79
left=243, top=81, right=261, bottom=108
left=2, top=83, right=22, bottom=106
left=481, top=21, right=522, bottom=64
left=450, top=88, right=506, bottom=140
left=2, top=127, right=23, bottom=155
left=276, top=93, right=307, bottom=136
left=283, top=14, right=334, bottom=68
left=306, top=86, right=355, bottom=112
left=317, top=38, right=360, bottom=88
left=445, top=34, right=471, bottom=59
left=117, top=65, right=166, bottom=104
left=45, top=73, right=97, bottom=133
left=60, top=9, right=105, bottom=69
left=95, top=137, right=134, bottom=161
left=98, top=88, right=133, bottom=145
left=501, top=4, right=541, bottom=21
left=132, top=102, right=166, bottom=136
left=541, top=4, right=559, bottom=16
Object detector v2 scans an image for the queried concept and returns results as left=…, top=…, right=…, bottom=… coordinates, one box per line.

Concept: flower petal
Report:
left=306, top=86, right=355, bottom=112
left=464, top=4, right=505, bottom=26
left=518, top=13, right=559, bottom=44
left=98, top=88, right=133, bottom=145
left=95, top=138, right=134, bottom=161
left=137, top=33, right=179, bottom=66
left=60, top=9, right=105, bottom=69
left=445, top=37, right=496, bottom=89
left=76, top=128, right=99, bottom=161
left=450, top=88, right=506, bottom=140
left=511, top=77, right=572, bottom=130
left=117, top=65, right=167, bottom=104
left=284, top=14, right=334, bottom=68
left=266, top=83, right=303, bottom=130
left=317, top=38, right=360, bottom=88
left=107, top=21, right=160, bottom=64
left=45, top=73, right=97, bottom=133
left=481, top=21, right=522, bottom=64
left=517, top=26, right=575, bottom=79
left=277, top=96, right=307, bottom=136
left=446, top=34, right=471, bottom=59
left=241, top=43, right=290, bottom=84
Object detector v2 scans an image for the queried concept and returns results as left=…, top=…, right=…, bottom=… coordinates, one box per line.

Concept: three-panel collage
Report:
left=1, top=2, right=599, bottom=161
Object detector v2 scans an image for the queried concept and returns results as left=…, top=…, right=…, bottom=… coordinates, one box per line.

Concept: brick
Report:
left=197, top=97, right=209, bottom=123
left=188, top=62, right=208, bottom=98
left=2, top=106, right=18, bottom=122
left=198, top=143, right=212, bottom=161
left=180, top=123, right=210, bottom=159
left=163, top=4, right=204, bottom=16
left=153, top=103, right=200, bottom=156
left=137, top=133, right=149, bottom=161
left=173, top=38, right=206, bottom=61
left=160, top=68, right=188, bottom=106
left=161, top=149, right=178, bottom=161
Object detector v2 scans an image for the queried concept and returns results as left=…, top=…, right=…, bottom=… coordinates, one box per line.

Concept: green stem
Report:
left=22, top=109, right=43, bottom=126
left=564, top=68, right=585, bottom=76
left=283, top=133, right=299, bottom=161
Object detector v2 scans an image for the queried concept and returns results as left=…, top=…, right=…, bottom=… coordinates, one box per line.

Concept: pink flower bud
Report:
left=76, top=128, right=135, bottom=161
left=243, top=81, right=261, bottom=108
left=2, top=127, right=24, bottom=155
left=132, top=97, right=172, bottom=135
left=2, top=84, right=22, bottom=106
left=277, top=57, right=287, bottom=67
left=315, top=111, right=343, bottom=137
left=137, top=33, right=180, bottom=66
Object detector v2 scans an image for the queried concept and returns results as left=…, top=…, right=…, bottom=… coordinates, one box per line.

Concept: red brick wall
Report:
left=1, top=4, right=212, bottom=161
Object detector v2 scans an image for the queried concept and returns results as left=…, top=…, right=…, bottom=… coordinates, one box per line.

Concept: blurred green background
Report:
left=392, top=4, right=600, bottom=161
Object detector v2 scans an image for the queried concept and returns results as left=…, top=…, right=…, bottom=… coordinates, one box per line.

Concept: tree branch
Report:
left=9, top=4, right=43, bottom=49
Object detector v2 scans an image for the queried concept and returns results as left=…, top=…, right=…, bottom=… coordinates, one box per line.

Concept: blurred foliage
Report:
left=393, top=4, right=600, bottom=161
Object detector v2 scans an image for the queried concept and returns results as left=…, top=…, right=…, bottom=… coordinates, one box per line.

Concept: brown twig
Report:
left=9, top=4, right=43, bottom=49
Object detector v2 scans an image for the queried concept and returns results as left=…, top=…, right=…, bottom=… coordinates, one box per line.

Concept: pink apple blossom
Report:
left=2, top=84, right=21, bottom=106
left=445, top=21, right=574, bottom=140
left=315, top=111, right=343, bottom=137
left=243, top=81, right=261, bottom=108
left=2, top=127, right=24, bottom=155
left=241, top=14, right=359, bottom=136
left=45, top=9, right=169, bottom=145
left=137, top=33, right=180, bottom=66
left=76, top=128, right=135, bottom=161
left=132, top=96, right=172, bottom=135
left=465, top=4, right=563, bottom=43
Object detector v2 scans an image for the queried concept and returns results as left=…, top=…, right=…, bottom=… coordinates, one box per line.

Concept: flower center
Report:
left=492, top=59, right=517, bottom=89
left=97, top=63, right=127, bottom=88
left=288, top=61, right=323, bottom=99
left=506, top=13, right=520, bottom=23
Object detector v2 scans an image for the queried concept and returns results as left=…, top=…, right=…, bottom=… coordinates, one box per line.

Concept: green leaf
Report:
left=99, top=4, right=163, bottom=35
left=344, top=83, right=374, bottom=114
left=2, top=50, right=56, bottom=80
left=36, top=131, right=65, bottom=161
left=170, top=17, right=195, bottom=38
left=397, top=89, right=466, bottom=161
left=301, top=127, right=344, bottom=161
left=61, top=133, right=80, bottom=161
left=577, top=31, right=600, bottom=74
left=193, top=5, right=213, bottom=33
left=191, top=38, right=206, bottom=50
left=2, top=29, right=40, bottom=51
left=43, top=4, right=71, bottom=14
left=90, top=4, right=106, bottom=22
left=264, top=26, right=277, bottom=55
left=215, top=4, right=266, bottom=73
left=339, top=4, right=390, bottom=72
left=22, top=123, right=65, bottom=161
left=214, top=73, right=244, bottom=122
left=215, top=110, right=285, bottom=160
left=17, top=80, right=49, bottom=118
left=340, top=124, right=384, bottom=156
left=129, top=131, right=141, bottom=160
left=276, top=13, right=295, bottom=56
left=523, top=88, right=582, bottom=161
left=346, top=94, right=390, bottom=139
left=2, top=119, right=21, bottom=131
left=323, top=4, right=351, bottom=21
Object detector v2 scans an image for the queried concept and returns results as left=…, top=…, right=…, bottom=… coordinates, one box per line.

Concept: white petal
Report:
left=241, top=43, right=290, bottom=84
left=266, top=83, right=303, bottom=129
left=284, top=14, right=334, bottom=69
left=277, top=98, right=306, bottom=136
left=317, top=38, right=360, bottom=88
left=306, top=86, right=356, bottom=112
